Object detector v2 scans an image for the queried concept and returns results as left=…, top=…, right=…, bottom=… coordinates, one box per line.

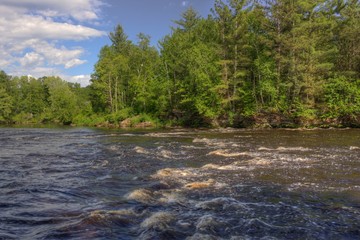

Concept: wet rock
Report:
left=87, top=208, right=140, bottom=226
left=120, top=118, right=131, bottom=128
left=149, top=181, right=171, bottom=190
left=119, top=117, right=155, bottom=128
left=234, top=113, right=296, bottom=128
left=134, top=121, right=153, bottom=128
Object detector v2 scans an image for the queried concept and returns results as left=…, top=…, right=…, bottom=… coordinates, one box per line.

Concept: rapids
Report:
left=0, top=127, right=359, bottom=239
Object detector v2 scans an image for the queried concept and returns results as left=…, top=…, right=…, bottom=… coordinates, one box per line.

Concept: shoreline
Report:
left=1, top=117, right=359, bottom=130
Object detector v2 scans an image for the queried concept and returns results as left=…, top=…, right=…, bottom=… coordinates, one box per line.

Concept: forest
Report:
left=1, top=0, right=360, bottom=128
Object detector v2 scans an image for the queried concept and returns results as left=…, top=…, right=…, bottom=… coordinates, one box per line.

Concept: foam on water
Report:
left=195, top=197, right=249, bottom=212
left=259, top=146, right=310, bottom=152
left=193, top=138, right=227, bottom=148
left=126, top=189, right=156, bottom=204
left=186, top=233, right=218, bottom=240
left=158, top=191, right=186, bottom=205
left=152, top=168, right=197, bottom=178
left=196, top=215, right=223, bottom=233
left=245, top=157, right=272, bottom=166
left=1, top=128, right=359, bottom=239
left=207, top=150, right=250, bottom=157
left=350, top=146, right=360, bottom=150
left=185, top=179, right=215, bottom=189
left=134, top=146, right=150, bottom=155
left=140, top=211, right=176, bottom=230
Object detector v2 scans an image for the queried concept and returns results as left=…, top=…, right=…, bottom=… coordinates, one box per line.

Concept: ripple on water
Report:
left=1, top=128, right=360, bottom=239
left=126, top=189, right=156, bottom=205
left=140, top=211, right=176, bottom=230
left=207, top=150, right=251, bottom=157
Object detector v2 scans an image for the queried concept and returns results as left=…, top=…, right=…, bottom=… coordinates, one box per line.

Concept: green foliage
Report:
left=2, top=0, right=360, bottom=128
left=129, top=114, right=157, bottom=127
left=72, top=114, right=106, bottom=126
left=105, top=108, right=133, bottom=123
left=43, top=77, right=78, bottom=125
left=323, top=76, right=360, bottom=117
left=0, top=87, right=13, bottom=122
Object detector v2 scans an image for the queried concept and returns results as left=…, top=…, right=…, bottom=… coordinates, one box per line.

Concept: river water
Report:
left=0, top=127, right=359, bottom=239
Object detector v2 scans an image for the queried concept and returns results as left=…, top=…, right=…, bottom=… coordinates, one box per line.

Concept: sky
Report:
left=0, top=0, right=214, bottom=86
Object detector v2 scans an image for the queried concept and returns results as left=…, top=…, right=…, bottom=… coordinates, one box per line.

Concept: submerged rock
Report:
left=153, top=168, right=194, bottom=178
left=140, top=211, right=176, bottom=230
left=185, top=179, right=215, bottom=189
left=126, top=188, right=155, bottom=204
left=87, top=208, right=141, bottom=226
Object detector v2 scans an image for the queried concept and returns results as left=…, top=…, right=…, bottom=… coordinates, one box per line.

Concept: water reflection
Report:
left=0, top=128, right=359, bottom=239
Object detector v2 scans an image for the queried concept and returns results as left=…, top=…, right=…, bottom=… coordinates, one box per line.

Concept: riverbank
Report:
left=3, top=112, right=360, bottom=129
left=230, top=112, right=360, bottom=129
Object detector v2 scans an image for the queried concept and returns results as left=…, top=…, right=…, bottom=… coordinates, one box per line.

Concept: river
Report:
left=0, top=127, right=359, bottom=239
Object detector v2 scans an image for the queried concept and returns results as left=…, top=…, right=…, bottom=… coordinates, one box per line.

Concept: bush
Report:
left=324, top=76, right=360, bottom=118
left=104, top=108, right=133, bottom=123
left=129, top=113, right=157, bottom=127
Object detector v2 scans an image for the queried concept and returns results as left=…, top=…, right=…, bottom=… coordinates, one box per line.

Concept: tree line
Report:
left=0, top=72, right=92, bottom=125
left=1, top=0, right=360, bottom=127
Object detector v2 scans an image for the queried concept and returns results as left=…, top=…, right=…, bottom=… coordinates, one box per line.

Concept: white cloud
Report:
left=0, top=0, right=105, bottom=84
left=31, top=41, right=85, bottom=67
left=0, top=0, right=103, bottom=21
left=19, top=52, right=44, bottom=67
left=10, top=67, right=61, bottom=79
left=65, top=59, right=87, bottom=69
left=0, top=12, right=104, bottom=41
left=67, top=74, right=92, bottom=87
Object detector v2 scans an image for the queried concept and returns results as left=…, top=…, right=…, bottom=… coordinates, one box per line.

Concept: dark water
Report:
left=0, top=127, right=359, bottom=239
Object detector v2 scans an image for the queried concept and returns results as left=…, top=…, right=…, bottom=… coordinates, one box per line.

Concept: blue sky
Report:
left=0, top=0, right=213, bottom=86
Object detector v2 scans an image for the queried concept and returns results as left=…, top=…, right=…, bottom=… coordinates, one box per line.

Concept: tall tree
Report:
left=334, top=0, right=360, bottom=78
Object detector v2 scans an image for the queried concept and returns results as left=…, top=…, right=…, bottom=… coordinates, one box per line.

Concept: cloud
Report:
left=0, top=0, right=103, bottom=21
left=67, top=74, right=92, bottom=87
left=0, top=15, right=104, bottom=41
left=19, top=52, right=44, bottom=67
left=0, top=0, right=105, bottom=85
left=65, top=59, right=87, bottom=69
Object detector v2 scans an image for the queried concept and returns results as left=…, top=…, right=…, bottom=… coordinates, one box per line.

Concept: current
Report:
left=0, top=127, right=359, bottom=239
